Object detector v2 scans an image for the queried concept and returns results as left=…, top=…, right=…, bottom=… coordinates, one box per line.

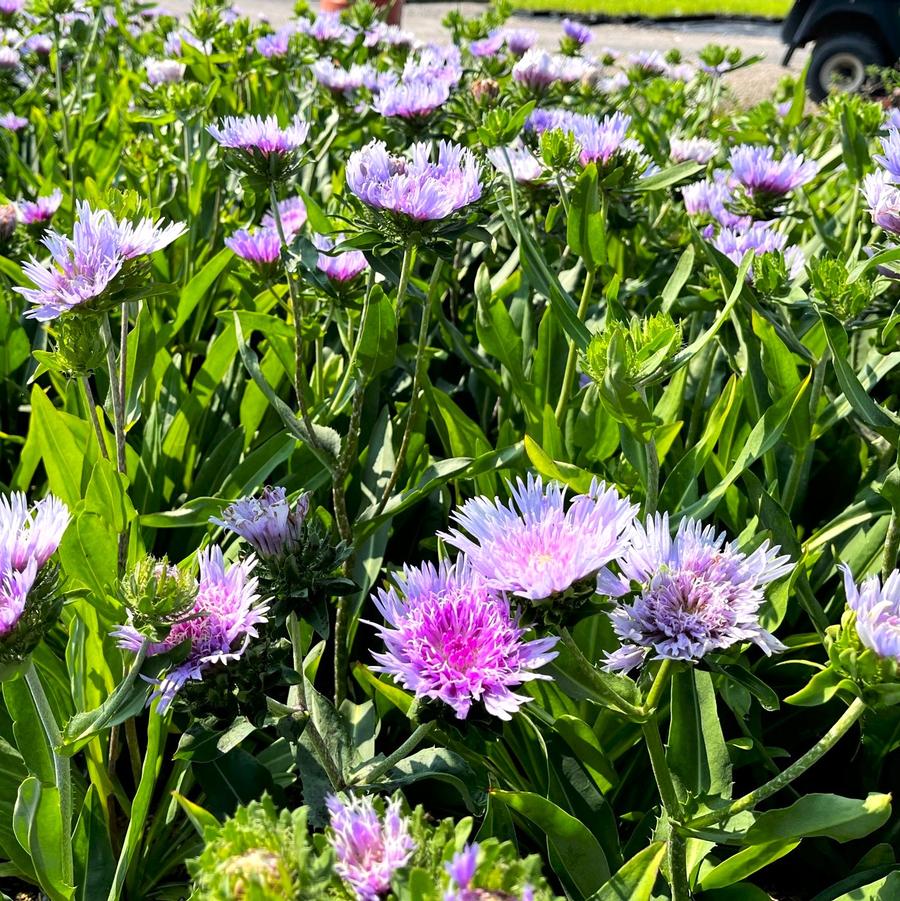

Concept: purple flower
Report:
left=211, top=487, right=309, bottom=558
left=146, top=58, right=185, bottom=85
left=666, top=62, right=697, bottom=81
left=441, top=475, right=636, bottom=602
left=0, top=112, right=27, bottom=131
left=208, top=113, right=310, bottom=156
left=875, top=128, right=900, bottom=180
left=601, top=513, right=792, bottom=672
left=0, top=0, right=24, bottom=14
left=0, top=45, right=19, bottom=69
left=865, top=170, right=900, bottom=233
left=163, top=29, right=211, bottom=56
left=562, top=18, right=592, bottom=46
left=224, top=227, right=281, bottom=266
left=404, top=44, right=463, bottom=87
left=255, top=25, right=296, bottom=58
left=0, top=493, right=69, bottom=638
left=712, top=223, right=805, bottom=280
left=596, top=72, right=630, bottom=93
left=578, top=111, right=632, bottom=166
left=513, top=49, right=591, bottom=89
left=627, top=50, right=668, bottom=74
left=487, top=141, right=544, bottom=184
left=729, top=144, right=817, bottom=196
left=311, top=59, right=368, bottom=94
left=370, top=559, right=558, bottom=720
left=503, top=27, right=538, bottom=55
left=682, top=174, right=750, bottom=229
left=670, top=137, right=718, bottom=164
left=346, top=139, right=482, bottom=222
left=297, top=13, right=356, bottom=45
left=112, top=547, right=269, bottom=712
left=261, top=196, right=307, bottom=238
left=25, top=34, right=51, bottom=55
left=0, top=493, right=70, bottom=574
left=18, top=189, right=62, bottom=226
left=313, top=233, right=368, bottom=282
left=470, top=30, right=505, bottom=58
left=373, top=76, right=450, bottom=119
left=327, top=795, right=415, bottom=901
left=840, top=564, right=900, bottom=662
left=15, top=200, right=186, bottom=321
left=364, top=21, right=414, bottom=48
left=446, top=843, right=480, bottom=892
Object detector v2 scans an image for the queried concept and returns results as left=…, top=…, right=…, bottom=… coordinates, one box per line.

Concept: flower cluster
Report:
left=113, top=547, right=269, bottom=711
left=15, top=200, right=186, bottom=321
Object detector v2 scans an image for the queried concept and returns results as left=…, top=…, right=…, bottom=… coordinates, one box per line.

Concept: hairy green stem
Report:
left=25, top=663, right=73, bottom=886
left=351, top=722, right=437, bottom=786
left=557, top=626, right=645, bottom=719
left=687, top=697, right=867, bottom=830
left=101, top=315, right=127, bottom=573
left=642, top=717, right=690, bottom=900
left=884, top=511, right=900, bottom=583
left=554, top=268, right=595, bottom=427
left=641, top=659, right=673, bottom=715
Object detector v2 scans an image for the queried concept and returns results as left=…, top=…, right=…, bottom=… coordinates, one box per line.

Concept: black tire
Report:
left=807, top=33, right=887, bottom=102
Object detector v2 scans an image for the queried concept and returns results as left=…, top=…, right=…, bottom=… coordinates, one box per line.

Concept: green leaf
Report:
left=164, top=248, right=232, bottom=339
left=587, top=841, right=665, bottom=901
left=785, top=667, right=859, bottom=707
left=13, top=777, right=73, bottom=901
left=355, top=285, right=397, bottom=378
left=491, top=789, right=609, bottom=897
left=72, top=787, right=115, bottom=901
left=3, top=678, right=54, bottom=784
left=632, top=160, right=702, bottom=192
left=745, top=793, right=892, bottom=844
left=553, top=715, right=618, bottom=794
left=700, top=840, right=800, bottom=890
left=567, top=164, right=606, bottom=273
left=826, top=871, right=900, bottom=900
left=171, top=793, right=220, bottom=837
left=667, top=669, right=731, bottom=802
left=661, top=245, right=695, bottom=312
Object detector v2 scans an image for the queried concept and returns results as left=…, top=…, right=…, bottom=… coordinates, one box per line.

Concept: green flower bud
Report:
left=582, top=312, right=681, bottom=387
left=119, top=556, right=198, bottom=642
left=53, top=313, right=108, bottom=376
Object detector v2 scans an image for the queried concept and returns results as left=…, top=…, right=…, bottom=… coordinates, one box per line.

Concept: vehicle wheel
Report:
left=807, top=33, right=886, bottom=102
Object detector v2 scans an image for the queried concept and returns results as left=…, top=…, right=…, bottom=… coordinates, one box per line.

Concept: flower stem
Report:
left=25, top=662, right=73, bottom=886
left=80, top=375, right=109, bottom=461
left=267, top=182, right=323, bottom=457
left=394, top=242, right=416, bottom=322
left=686, top=697, right=867, bottom=830
left=644, top=428, right=660, bottom=518
left=554, top=267, right=595, bottom=428
left=374, top=252, right=438, bottom=519
left=641, top=717, right=690, bottom=901
left=641, top=658, right=673, bottom=715
left=557, top=626, right=645, bottom=719
left=101, top=314, right=128, bottom=574
left=883, top=511, right=900, bottom=583
left=351, top=722, right=437, bottom=786
left=51, top=20, right=74, bottom=208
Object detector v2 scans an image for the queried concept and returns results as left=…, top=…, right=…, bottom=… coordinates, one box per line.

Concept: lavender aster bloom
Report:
left=373, top=76, right=450, bottom=119
left=865, top=170, right=900, bottom=234
left=503, top=27, right=539, bottom=55
left=364, top=21, right=414, bottom=48
left=627, top=50, right=668, bottom=74
left=729, top=144, right=817, bottom=196
left=327, top=795, right=415, bottom=901
left=682, top=174, right=750, bottom=229
left=442, top=475, right=636, bottom=602
left=211, top=487, right=309, bottom=557
left=875, top=128, right=900, bottom=180
left=578, top=111, right=632, bottom=166
left=255, top=24, right=296, bottom=57
left=145, top=58, right=185, bottom=85
left=513, top=49, right=590, bottom=89
left=487, top=140, right=544, bottom=185
left=0, top=0, right=24, bottom=14
left=470, top=30, right=505, bottom=58
left=312, top=233, right=368, bottom=282
left=0, top=45, right=19, bottom=69
left=208, top=113, right=309, bottom=156
left=298, top=13, right=356, bottom=44
left=224, top=227, right=281, bottom=266
left=347, top=139, right=481, bottom=222
left=596, top=71, right=630, bottom=93
left=0, top=493, right=70, bottom=572
left=0, top=112, right=26, bottom=131
left=18, top=189, right=62, bottom=225
left=25, top=34, right=51, bottom=55
left=15, top=201, right=186, bottom=321
left=670, top=137, right=718, bottom=164
left=840, top=564, right=900, bottom=662
left=0, top=492, right=69, bottom=638
left=370, top=559, right=558, bottom=720
left=404, top=45, right=463, bottom=86
left=562, top=18, right=592, bottom=46
left=112, top=547, right=268, bottom=712
left=311, top=59, right=367, bottom=94
left=601, top=514, right=792, bottom=672
left=261, top=196, right=307, bottom=237
left=713, top=223, right=805, bottom=280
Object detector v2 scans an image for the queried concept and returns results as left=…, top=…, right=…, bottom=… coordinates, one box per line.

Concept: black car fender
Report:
left=782, top=0, right=900, bottom=63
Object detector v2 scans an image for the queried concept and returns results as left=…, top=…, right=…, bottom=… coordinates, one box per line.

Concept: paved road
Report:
left=170, top=0, right=808, bottom=103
